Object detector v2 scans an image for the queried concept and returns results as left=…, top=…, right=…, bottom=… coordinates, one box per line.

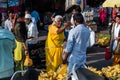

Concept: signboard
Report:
left=0, top=3, right=7, bottom=8
left=8, top=0, right=19, bottom=7
left=0, top=0, right=19, bottom=12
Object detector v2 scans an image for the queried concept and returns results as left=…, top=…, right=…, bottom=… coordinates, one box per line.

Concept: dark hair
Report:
left=73, top=5, right=81, bottom=13
left=73, top=13, right=84, bottom=24
left=16, top=12, right=25, bottom=18
left=25, top=7, right=31, bottom=13
left=8, top=9, right=14, bottom=14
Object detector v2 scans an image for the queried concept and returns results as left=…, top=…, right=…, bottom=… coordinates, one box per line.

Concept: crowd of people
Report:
left=0, top=8, right=40, bottom=79
left=0, top=4, right=120, bottom=80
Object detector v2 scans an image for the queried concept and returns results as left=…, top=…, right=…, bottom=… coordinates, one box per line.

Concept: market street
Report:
left=87, top=46, right=113, bottom=70
left=37, top=29, right=113, bottom=70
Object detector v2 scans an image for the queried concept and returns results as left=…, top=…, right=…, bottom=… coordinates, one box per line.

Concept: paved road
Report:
left=86, top=46, right=113, bottom=70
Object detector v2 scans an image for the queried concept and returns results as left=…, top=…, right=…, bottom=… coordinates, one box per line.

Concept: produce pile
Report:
left=87, top=66, right=103, bottom=76
left=88, top=64, right=120, bottom=80
left=38, top=64, right=67, bottom=80
left=38, top=64, right=120, bottom=80
left=97, top=34, right=110, bottom=47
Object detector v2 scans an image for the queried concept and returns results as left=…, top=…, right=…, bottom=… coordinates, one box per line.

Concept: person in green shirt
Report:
left=14, top=12, right=28, bottom=71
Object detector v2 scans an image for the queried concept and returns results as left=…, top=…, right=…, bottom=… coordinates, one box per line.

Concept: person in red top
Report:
left=112, top=5, right=119, bottom=20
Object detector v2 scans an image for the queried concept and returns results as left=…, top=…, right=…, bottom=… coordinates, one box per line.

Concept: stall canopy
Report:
left=102, top=0, right=120, bottom=7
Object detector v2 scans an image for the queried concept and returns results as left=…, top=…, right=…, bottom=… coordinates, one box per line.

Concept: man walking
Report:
left=63, top=13, right=90, bottom=73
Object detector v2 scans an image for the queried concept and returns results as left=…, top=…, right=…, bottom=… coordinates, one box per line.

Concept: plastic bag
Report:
left=24, top=55, right=33, bottom=67
left=105, top=47, right=112, bottom=60
left=90, top=30, right=95, bottom=46
left=87, top=29, right=95, bottom=47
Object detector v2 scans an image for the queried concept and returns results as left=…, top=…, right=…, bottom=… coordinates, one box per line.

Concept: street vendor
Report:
left=110, top=14, right=120, bottom=65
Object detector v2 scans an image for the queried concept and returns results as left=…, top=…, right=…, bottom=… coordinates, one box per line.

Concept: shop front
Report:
left=0, top=0, right=22, bottom=13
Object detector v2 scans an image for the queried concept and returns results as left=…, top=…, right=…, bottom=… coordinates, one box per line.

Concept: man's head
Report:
left=8, top=9, right=14, bottom=19
left=72, top=6, right=81, bottom=14
left=25, top=8, right=31, bottom=14
left=16, top=12, right=25, bottom=22
left=73, top=13, right=84, bottom=25
left=24, top=14, right=32, bottom=24
left=115, top=15, right=120, bottom=24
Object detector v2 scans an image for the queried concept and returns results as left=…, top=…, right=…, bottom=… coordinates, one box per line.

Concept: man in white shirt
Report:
left=25, top=14, right=39, bottom=67
left=4, top=10, right=14, bottom=31
left=25, top=14, right=38, bottom=45
left=25, top=9, right=37, bottom=25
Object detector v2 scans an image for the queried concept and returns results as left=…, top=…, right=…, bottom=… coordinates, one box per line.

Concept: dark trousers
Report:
left=28, top=44, right=41, bottom=67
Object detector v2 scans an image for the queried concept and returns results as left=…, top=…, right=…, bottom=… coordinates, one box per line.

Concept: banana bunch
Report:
left=38, top=64, right=67, bottom=80
left=101, top=64, right=120, bottom=80
left=87, top=66, right=103, bottom=76
left=88, top=65, right=120, bottom=80
left=97, top=34, right=110, bottom=46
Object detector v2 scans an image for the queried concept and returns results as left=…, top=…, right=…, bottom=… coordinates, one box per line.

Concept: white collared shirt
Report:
left=27, top=22, right=38, bottom=44
left=4, top=19, right=12, bottom=31
left=113, top=23, right=120, bottom=50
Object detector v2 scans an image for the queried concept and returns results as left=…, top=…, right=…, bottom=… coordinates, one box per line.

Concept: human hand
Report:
left=64, top=21, right=71, bottom=28
left=25, top=50, right=29, bottom=55
left=63, top=58, right=67, bottom=64
left=62, top=52, right=68, bottom=64
left=115, top=37, right=120, bottom=41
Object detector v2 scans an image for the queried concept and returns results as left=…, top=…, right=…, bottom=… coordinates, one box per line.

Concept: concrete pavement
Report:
left=86, top=46, right=113, bottom=70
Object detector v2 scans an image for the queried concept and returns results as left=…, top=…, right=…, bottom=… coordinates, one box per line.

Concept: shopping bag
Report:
left=89, top=30, right=95, bottom=47
left=105, top=47, right=112, bottom=60
left=87, top=30, right=95, bottom=47
left=24, top=55, right=33, bottom=67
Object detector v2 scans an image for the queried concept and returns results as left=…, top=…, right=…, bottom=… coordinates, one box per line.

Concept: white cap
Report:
left=25, top=14, right=31, bottom=19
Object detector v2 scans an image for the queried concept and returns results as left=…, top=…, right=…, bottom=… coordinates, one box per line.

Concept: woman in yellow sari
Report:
left=45, top=15, right=69, bottom=71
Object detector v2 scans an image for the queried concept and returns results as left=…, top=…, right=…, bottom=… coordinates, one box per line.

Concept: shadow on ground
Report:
left=86, top=45, right=113, bottom=70
left=87, top=45, right=106, bottom=53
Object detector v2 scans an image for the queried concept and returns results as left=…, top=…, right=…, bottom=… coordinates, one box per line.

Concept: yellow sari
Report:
left=45, top=24, right=65, bottom=72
